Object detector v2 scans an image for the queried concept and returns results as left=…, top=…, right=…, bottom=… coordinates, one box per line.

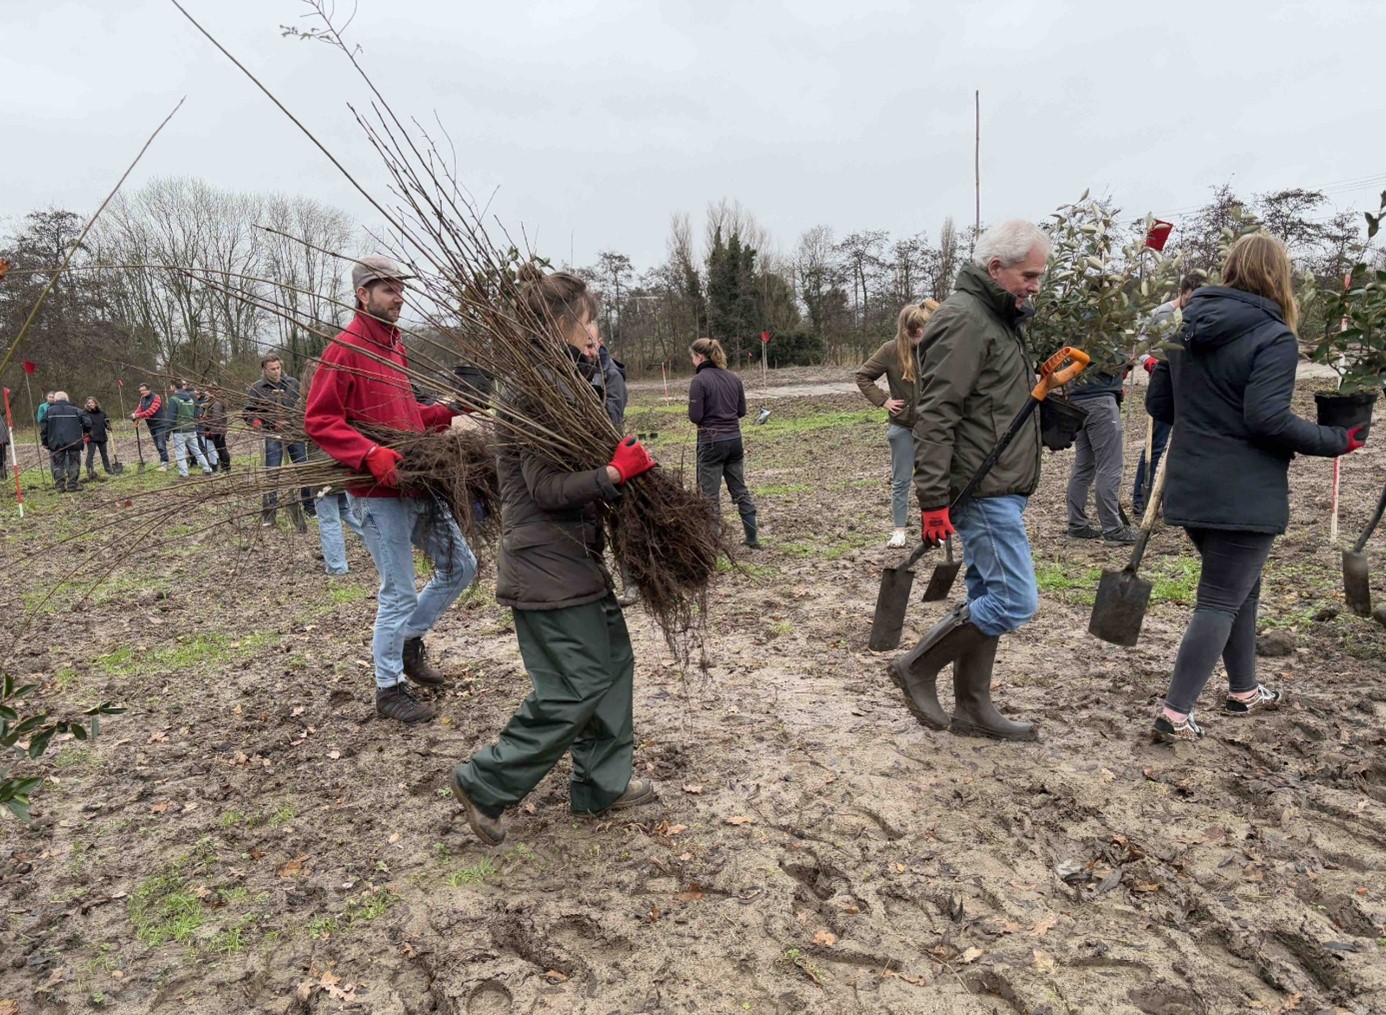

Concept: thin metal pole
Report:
left=974, top=90, right=981, bottom=248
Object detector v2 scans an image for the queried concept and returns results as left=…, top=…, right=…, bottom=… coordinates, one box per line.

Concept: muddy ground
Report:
left=1, top=368, right=1384, bottom=1015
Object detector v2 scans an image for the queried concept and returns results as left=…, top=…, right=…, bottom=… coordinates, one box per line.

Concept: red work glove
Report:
left=84, top=435, right=90, bottom=444
left=921, top=508, right=955, bottom=548
left=1142, top=358, right=1157, bottom=374
left=251, top=419, right=263, bottom=430
left=1345, top=424, right=1368, bottom=453
left=608, top=436, right=656, bottom=484
left=364, top=446, right=402, bottom=488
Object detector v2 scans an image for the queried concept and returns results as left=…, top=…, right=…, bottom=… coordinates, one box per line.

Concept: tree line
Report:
left=1, top=178, right=1378, bottom=413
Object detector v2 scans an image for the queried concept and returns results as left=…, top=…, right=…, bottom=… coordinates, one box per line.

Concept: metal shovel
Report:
left=1088, top=446, right=1170, bottom=646
left=1343, top=481, right=1386, bottom=617
left=921, top=535, right=961, bottom=602
left=869, top=542, right=928, bottom=651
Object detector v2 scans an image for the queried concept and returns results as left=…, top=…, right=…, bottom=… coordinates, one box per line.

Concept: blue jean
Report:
left=316, top=490, right=363, bottom=574
left=263, top=438, right=308, bottom=515
left=954, top=494, right=1040, bottom=637
left=1132, top=418, right=1172, bottom=514
left=887, top=423, right=914, bottom=528
left=349, top=494, right=477, bottom=689
left=171, top=430, right=211, bottom=477
left=148, top=423, right=170, bottom=463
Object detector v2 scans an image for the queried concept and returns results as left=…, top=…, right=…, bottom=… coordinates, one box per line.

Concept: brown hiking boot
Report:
left=574, top=778, right=658, bottom=816
left=376, top=683, right=435, bottom=724
left=403, top=638, right=446, bottom=686
left=450, top=768, right=507, bottom=846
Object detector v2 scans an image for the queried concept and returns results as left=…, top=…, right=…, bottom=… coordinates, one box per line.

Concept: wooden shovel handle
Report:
left=1129, top=436, right=1173, bottom=574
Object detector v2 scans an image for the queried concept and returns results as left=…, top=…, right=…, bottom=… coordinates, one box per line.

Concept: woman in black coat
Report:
left=82, top=397, right=113, bottom=479
left=1146, top=235, right=1365, bottom=743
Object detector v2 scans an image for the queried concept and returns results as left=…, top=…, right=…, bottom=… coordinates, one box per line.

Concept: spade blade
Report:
left=1343, top=548, right=1372, bottom=618
left=1088, top=567, right=1152, bottom=647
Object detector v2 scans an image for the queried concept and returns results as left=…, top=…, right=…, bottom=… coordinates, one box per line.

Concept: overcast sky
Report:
left=5, top=0, right=1384, bottom=271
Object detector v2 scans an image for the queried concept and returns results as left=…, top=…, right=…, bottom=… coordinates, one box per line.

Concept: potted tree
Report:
left=1028, top=193, right=1182, bottom=448
left=1311, top=192, right=1386, bottom=431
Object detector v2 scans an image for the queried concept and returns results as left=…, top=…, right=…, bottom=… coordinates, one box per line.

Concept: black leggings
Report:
left=86, top=440, right=111, bottom=474
left=1163, top=527, right=1276, bottom=714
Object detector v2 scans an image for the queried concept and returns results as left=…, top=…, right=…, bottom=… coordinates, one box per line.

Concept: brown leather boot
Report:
left=403, top=637, right=446, bottom=686
left=950, top=635, right=1037, bottom=741
left=886, top=605, right=985, bottom=730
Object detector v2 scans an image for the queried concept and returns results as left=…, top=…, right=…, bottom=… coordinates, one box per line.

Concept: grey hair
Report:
left=53, top=390, right=69, bottom=402
left=973, top=219, right=1050, bottom=268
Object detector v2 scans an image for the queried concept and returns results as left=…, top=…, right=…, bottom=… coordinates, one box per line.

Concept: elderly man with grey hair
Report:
left=888, top=219, right=1049, bottom=742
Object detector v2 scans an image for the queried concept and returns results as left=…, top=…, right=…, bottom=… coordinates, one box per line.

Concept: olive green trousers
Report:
left=455, top=594, right=635, bottom=814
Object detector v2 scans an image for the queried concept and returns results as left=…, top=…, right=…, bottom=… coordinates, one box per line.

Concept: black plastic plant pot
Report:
left=1040, top=395, right=1089, bottom=451
left=1314, top=390, right=1377, bottom=438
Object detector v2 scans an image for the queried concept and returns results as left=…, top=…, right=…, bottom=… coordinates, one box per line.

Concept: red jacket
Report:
left=304, top=313, right=456, bottom=497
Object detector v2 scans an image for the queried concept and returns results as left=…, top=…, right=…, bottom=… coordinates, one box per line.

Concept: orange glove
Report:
left=921, top=508, right=955, bottom=548
left=608, top=436, right=656, bottom=484
left=364, top=446, right=402, bottom=487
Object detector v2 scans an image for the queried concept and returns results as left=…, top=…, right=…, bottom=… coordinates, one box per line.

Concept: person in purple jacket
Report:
left=688, top=337, right=759, bottom=548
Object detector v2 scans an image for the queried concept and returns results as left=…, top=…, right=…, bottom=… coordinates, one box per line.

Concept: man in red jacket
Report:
left=304, top=256, right=477, bottom=724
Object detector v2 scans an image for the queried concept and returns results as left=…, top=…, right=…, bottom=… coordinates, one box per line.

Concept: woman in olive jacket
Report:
left=1146, top=235, right=1365, bottom=744
left=855, top=300, right=938, bottom=546
left=452, top=267, right=659, bottom=846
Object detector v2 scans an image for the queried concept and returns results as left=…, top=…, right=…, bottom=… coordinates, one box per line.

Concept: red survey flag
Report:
left=21, top=360, right=36, bottom=375
left=760, top=331, right=771, bottom=345
left=1145, top=220, right=1174, bottom=252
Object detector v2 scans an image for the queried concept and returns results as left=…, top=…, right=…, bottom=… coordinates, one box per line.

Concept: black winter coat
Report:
left=41, top=400, right=89, bottom=451
left=688, top=363, right=746, bottom=443
left=1147, top=286, right=1348, bottom=534
left=85, top=409, right=110, bottom=442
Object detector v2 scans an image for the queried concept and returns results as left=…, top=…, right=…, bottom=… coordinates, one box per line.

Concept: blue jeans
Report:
left=316, top=490, right=363, bottom=574
left=887, top=423, right=913, bottom=528
left=954, top=494, right=1040, bottom=637
left=149, top=423, right=170, bottom=463
left=348, top=494, right=477, bottom=689
left=263, top=438, right=308, bottom=516
left=171, top=430, right=211, bottom=477
left=1132, top=418, right=1172, bottom=514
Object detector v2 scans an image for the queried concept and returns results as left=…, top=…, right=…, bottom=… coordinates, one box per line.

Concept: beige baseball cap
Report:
left=351, top=255, right=415, bottom=291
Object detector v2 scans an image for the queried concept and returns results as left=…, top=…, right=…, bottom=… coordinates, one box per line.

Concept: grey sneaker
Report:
left=450, top=768, right=506, bottom=846
left=1103, top=526, right=1141, bottom=545
left=1225, top=685, right=1282, bottom=715
left=1152, top=713, right=1203, bottom=744
left=1068, top=525, right=1102, bottom=540
left=375, top=684, right=435, bottom=724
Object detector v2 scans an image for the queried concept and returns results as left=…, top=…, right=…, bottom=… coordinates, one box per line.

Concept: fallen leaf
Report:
left=675, top=886, right=704, bottom=902
left=0, top=1001, right=18, bottom=1015
left=319, top=971, right=340, bottom=988
left=812, top=930, right=838, bottom=948
left=182, top=802, right=198, bottom=813
left=724, top=815, right=754, bottom=826
left=958, top=946, right=983, bottom=964
left=295, top=981, right=314, bottom=1003
left=682, top=784, right=704, bottom=794
left=893, top=863, right=907, bottom=874
left=1029, top=914, right=1058, bottom=937
left=1132, top=882, right=1161, bottom=893
left=327, top=750, right=341, bottom=760
left=148, top=730, right=167, bottom=743
left=388, top=832, right=401, bottom=844
left=278, top=858, right=305, bottom=878
left=150, top=802, right=172, bottom=814
left=881, top=969, right=930, bottom=987
left=292, top=706, right=305, bottom=717
left=1032, top=949, right=1055, bottom=973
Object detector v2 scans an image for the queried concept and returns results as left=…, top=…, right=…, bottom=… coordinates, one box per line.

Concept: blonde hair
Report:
left=691, top=337, right=727, bottom=369
left=896, top=300, right=939, bottom=381
left=1221, top=234, right=1297, bottom=330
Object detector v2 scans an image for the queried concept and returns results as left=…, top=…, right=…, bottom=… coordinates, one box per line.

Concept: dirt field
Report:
left=2, top=369, right=1384, bottom=1015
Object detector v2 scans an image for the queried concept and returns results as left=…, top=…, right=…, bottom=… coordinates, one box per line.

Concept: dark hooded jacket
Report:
left=40, top=400, right=88, bottom=451
left=494, top=345, right=622, bottom=610
left=1147, top=286, right=1348, bottom=534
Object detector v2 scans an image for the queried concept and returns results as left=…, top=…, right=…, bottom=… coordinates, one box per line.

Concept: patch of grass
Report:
left=55, top=667, right=82, bottom=690
left=129, top=866, right=205, bottom=946
left=329, top=584, right=368, bottom=605
left=445, top=857, right=497, bottom=887
left=751, top=483, right=811, bottom=497
left=210, top=913, right=258, bottom=956
left=218, top=810, right=246, bottom=828
left=1149, top=558, right=1200, bottom=605
left=51, top=746, right=97, bottom=769
left=218, top=886, right=249, bottom=906
left=307, top=914, right=340, bottom=940
left=768, top=620, right=795, bottom=638
left=778, top=947, right=825, bottom=986
left=95, top=631, right=278, bottom=678
left=307, top=886, right=399, bottom=940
